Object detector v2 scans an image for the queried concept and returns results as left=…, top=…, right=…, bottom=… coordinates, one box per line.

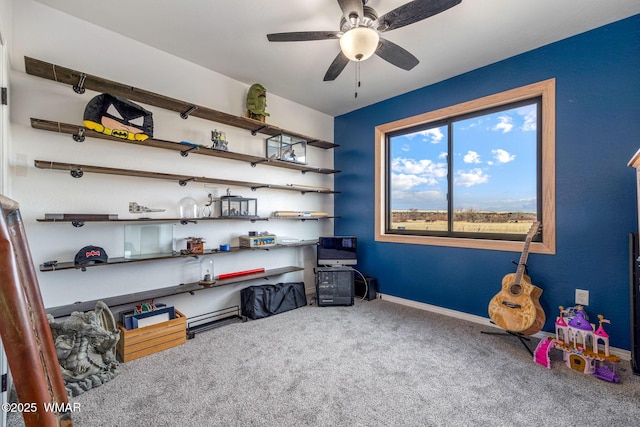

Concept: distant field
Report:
left=391, top=220, right=533, bottom=234
left=391, top=209, right=536, bottom=234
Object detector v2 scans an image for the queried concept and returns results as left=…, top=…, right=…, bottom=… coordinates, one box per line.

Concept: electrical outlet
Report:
left=575, top=289, right=589, bottom=306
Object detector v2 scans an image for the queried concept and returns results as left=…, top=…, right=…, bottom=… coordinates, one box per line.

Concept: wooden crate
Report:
left=117, top=310, right=186, bottom=362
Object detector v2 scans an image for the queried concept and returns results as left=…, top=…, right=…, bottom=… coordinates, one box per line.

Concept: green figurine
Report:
left=246, top=83, right=270, bottom=122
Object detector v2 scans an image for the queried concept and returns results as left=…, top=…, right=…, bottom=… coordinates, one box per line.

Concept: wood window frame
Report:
left=374, top=79, right=556, bottom=254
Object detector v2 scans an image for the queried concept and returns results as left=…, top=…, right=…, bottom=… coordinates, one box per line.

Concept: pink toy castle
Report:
left=533, top=305, right=620, bottom=382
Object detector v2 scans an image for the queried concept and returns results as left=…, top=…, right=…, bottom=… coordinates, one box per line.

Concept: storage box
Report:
left=266, top=134, right=307, bottom=164
left=186, top=237, right=205, bottom=254
left=117, top=310, right=186, bottom=362
left=124, top=223, right=174, bottom=259
left=239, top=234, right=277, bottom=248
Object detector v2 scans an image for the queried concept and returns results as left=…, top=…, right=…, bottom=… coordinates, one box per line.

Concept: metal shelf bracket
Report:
left=180, top=106, right=198, bottom=120
left=178, top=177, right=196, bottom=186
left=73, top=73, right=87, bottom=94
left=72, top=127, right=85, bottom=142
left=180, top=145, right=199, bottom=157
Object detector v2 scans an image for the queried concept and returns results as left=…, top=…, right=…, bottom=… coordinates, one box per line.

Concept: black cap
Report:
left=74, top=245, right=108, bottom=265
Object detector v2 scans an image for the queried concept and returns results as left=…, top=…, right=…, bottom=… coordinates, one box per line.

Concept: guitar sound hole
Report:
left=510, top=284, right=522, bottom=295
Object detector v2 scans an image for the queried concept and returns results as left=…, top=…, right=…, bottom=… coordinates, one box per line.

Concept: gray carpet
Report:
left=7, top=298, right=640, bottom=426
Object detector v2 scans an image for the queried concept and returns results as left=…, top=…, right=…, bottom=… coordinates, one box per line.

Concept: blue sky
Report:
left=390, top=103, right=537, bottom=212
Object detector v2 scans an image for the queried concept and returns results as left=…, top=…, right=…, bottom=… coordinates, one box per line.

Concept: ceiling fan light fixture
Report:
left=339, top=27, right=379, bottom=61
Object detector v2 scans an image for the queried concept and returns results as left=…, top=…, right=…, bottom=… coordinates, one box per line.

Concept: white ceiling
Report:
left=34, top=0, right=640, bottom=117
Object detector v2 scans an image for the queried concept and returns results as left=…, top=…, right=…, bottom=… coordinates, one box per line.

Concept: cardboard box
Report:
left=117, top=310, right=186, bottom=362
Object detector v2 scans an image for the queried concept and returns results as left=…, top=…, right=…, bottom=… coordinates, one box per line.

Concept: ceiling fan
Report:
left=267, top=0, right=462, bottom=81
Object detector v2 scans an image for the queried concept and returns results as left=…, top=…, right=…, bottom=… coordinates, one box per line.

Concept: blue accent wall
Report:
left=334, top=15, right=640, bottom=350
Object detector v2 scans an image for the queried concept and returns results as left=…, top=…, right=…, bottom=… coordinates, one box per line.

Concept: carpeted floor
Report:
left=7, top=298, right=640, bottom=426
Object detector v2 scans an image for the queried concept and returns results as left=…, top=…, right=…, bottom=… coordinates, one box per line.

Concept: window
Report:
left=375, top=79, right=555, bottom=254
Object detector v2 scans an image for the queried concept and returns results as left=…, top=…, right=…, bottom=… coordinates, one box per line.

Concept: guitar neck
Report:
left=514, top=240, right=532, bottom=284
left=513, top=222, right=540, bottom=284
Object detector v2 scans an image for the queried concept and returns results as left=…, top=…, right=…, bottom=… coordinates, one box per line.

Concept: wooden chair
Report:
left=0, top=194, right=72, bottom=426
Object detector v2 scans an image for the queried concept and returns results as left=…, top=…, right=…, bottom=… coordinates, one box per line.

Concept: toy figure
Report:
left=246, top=83, right=270, bottom=122
left=83, top=93, right=154, bottom=141
left=211, top=129, right=228, bottom=151
left=48, top=301, right=120, bottom=396
left=533, top=305, right=620, bottom=383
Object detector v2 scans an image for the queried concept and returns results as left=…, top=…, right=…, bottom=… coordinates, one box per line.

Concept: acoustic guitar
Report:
left=488, top=222, right=545, bottom=335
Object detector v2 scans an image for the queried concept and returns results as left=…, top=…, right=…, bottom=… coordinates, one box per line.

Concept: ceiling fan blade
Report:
left=323, top=51, right=350, bottom=81
left=267, top=31, right=341, bottom=42
left=337, top=0, right=364, bottom=23
left=376, top=0, right=462, bottom=32
left=375, top=38, right=419, bottom=71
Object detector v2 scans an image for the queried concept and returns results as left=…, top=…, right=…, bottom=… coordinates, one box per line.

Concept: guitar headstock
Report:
left=526, top=221, right=541, bottom=241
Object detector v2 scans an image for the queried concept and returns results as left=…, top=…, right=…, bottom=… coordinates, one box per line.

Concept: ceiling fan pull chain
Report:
left=355, top=61, right=362, bottom=99
left=354, top=61, right=358, bottom=98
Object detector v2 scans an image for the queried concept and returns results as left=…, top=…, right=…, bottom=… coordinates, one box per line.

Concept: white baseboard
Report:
left=379, top=293, right=631, bottom=361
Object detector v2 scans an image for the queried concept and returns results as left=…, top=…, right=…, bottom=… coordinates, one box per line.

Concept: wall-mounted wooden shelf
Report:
left=39, top=240, right=318, bottom=272
left=37, top=215, right=337, bottom=227
left=37, top=216, right=270, bottom=227
left=45, top=265, right=304, bottom=318
left=28, top=55, right=329, bottom=325
left=34, top=160, right=339, bottom=194
left=25, top=56, right=338, bottom=149
left=30, top=118, right=340, bottom=175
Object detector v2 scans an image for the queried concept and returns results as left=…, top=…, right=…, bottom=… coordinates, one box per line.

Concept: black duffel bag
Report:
left=241, top=282, right=307, bottom=320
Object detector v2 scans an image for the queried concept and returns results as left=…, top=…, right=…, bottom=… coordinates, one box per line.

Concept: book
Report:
left=131, top=306, right=176, bottom=329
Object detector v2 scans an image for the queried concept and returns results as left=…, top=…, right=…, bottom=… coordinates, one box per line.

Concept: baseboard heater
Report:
left=186, top=305, right=243, bottom=339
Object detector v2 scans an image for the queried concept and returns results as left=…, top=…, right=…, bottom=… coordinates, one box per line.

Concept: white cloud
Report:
left=492, top=115, right=513, bottom=133
left=517, top=105, right=537, bottom=131
left=463, top=151, right=481, bottom=164
left=392, top=158, right=447, bottom=181
left=391, top=157, right=447, bottom=192
left=406, top=127, right=445, bottom=144
left=423, top=128, right=444, bottom=144
left=391, top=173, right=432, bottom=191
left=521, top=109, right=537, bottom=131
left=438, top=152, right=448, bottom=160
left=401, top=144, right=410, bottom=152
left=491, top=148, right=516, bottom=163
left=455, top=168, right=489, bottom=187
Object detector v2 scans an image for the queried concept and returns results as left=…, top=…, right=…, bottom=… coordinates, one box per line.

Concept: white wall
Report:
left=0, top=0, right=10, bottom=196
left=8, top=0, right=335, bottom=317
left=1, top=4, right=13, bottom=424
